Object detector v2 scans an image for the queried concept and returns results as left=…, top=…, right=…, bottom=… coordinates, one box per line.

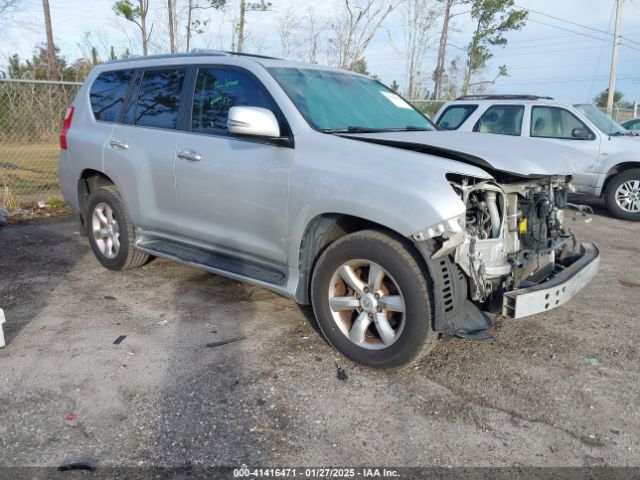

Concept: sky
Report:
left=1, top=0, right=639, bottom=104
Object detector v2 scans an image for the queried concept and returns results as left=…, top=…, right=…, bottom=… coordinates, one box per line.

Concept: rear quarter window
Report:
left=89, top=70, right=133, bottom=122
left=436, top=105, right=478, bottom=130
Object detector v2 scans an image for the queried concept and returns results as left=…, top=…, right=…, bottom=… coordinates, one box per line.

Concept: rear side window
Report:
left=89, top=70, right=133, bottom=122
left=436, top=105, right=477, bottom=130
left=191, top=67, right=276, bottom=136
left=473, top=105, right=524, bottom=136
left=133, top=69, right=186, bottom=129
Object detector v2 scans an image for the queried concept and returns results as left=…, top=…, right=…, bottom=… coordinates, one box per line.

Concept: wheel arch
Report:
left=77, top=169, right=116, bottom=231
left=601, top=162, right=640, bottom=196
left=294, top=213, right=428, bottom=304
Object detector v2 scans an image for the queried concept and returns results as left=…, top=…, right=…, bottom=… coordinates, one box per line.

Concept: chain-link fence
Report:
left=0, top=80, right=636, bottom=210
left=0, top=79, right=81, bottom=209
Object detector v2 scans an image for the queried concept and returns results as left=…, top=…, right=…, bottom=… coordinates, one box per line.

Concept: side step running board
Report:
left=136, top=238, right=286, bottom=286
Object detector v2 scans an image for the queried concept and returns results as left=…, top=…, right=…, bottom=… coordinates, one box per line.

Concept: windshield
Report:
left=268, top=67, right=435, bottom=132
left=573, top=104, right=627, bottom=135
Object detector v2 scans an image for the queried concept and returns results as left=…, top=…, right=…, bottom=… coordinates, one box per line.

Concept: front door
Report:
left=175, top=66, right=291, bottom=265
left=529, top=106, right=601, bottom=191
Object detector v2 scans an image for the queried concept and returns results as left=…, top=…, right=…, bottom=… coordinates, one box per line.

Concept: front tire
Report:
left=605, top=169, right=640, bottom=221
left=311, top=230, right=437, bottom=368
left=86, top=185, right=150, bottom=271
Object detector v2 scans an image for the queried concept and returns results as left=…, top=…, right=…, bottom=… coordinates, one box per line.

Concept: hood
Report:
left=342, top=130, right=586, bottom=178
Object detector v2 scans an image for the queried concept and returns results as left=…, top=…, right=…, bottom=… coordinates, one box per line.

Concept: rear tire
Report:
left=605, top=169, right=640, bottom=221
left=86, top=185, right=150, bottom=271
left=311, top=230, right=437, bottom=368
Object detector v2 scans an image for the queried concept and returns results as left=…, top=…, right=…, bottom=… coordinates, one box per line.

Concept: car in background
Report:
left=621, top=118, right=640, bottom=133
left=435, top=95, right=640, bottom=221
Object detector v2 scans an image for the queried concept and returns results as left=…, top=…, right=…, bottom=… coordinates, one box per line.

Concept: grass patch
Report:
left=0, top=142, right=60, bottom=206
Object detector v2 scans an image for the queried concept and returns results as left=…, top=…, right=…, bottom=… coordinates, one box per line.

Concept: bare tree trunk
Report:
left=237, top=0, right=246, bottom=53
left=41, top=0, right=57, bottom=79
left=461, top=18, right=481, bottom=96
left=433, top=0, right=451, bottom=100
left=140, top=0, right=149, bottom=55
left=168, top=0, right=176, bottom=53
left=186, top=0, right=193, bottom=52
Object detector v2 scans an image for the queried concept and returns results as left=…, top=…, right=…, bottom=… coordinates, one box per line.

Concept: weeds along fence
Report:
left=0, top=79, right=81, bottom=209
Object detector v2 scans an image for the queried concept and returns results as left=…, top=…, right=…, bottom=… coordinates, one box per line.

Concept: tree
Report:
left=461, top=0, right=527, bottom=95
left=235, top=0, right=272, bottom=53
left=185, top=0, right=228, bottom=52
left=351, top=57, right=369, bottom=75
left=113, top=0, right=151, bottom=56
left=390, top=80, right=400, bottom=92
left=594, top=89, right=628, bottom=109
left=403, top=0, right=440, bottom=100
left=433, top=0, right=469, bottom=99
left=275, top=6, right=299, bottom=58
left=328, top=0, right=400, bottom=71
left=8, top=46, right=75, bottom=80
left=41, top=0, right=58, bottom=79
left=300, top=7, right=325, bottom=63
left=0, top=0, right=20, bottom=27
left=168, top=0, right=176, bottom=53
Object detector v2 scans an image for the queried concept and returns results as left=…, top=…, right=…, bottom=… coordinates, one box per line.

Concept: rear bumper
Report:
left=502, top=243, right=600, bottom=319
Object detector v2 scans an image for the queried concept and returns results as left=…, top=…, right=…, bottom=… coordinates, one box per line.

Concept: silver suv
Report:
left=435, top=95, right=640, bottom=221
left=58, top=52, right=599, bottom=368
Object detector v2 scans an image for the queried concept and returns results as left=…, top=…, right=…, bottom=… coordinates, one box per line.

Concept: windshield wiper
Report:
left=321, top=125, right=432, bottom=134
left=320, top=126, right=385, bottom=133
left=609, top=131, right=634, bottom=136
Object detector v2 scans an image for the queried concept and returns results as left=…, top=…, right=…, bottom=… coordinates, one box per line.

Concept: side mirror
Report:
left=227, top=106, right=280, bottom=138
left=572, top=127, right=593, bottom=140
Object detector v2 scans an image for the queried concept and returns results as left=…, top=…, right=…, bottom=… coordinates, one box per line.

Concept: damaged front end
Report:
left=413, top=175, right=600, bottom=339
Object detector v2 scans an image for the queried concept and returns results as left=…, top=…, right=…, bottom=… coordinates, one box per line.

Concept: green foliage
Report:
left=464, top=0, right=527, bottom=88
left=350, top=58, right=369, bottom=75
left=390, top=80, right=400, bottom=92
left=594, top=89, right=632, bottom=109
left=113, top=0, right=140, bottom=23
left=246, top=0, right=272, bottom=11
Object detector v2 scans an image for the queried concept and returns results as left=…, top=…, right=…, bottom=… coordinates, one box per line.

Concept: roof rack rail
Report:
left=190, top=49, right=280, bottom=60
left=106, top=50, right=280, bottom=64
left=455, top=94, right=554, bottom=100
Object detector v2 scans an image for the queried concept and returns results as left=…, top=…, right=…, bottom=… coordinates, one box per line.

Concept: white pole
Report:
left=607, top=0, right=624, bottom=117
left=0, top=308, right=5, bottom=348
left=634, top=101, right=638, bottom=118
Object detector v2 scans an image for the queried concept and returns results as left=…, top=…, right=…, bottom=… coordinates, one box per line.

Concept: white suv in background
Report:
left=435, top=95, right=640, bottom=221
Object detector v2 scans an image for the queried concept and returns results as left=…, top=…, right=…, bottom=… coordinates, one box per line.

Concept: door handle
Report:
left=177, top=149, right=202, bottom=162
left=109, top=140, right=129, bottom=150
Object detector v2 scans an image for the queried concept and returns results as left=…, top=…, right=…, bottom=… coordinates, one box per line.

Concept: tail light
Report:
left=60, top=106, right=74, bottom=150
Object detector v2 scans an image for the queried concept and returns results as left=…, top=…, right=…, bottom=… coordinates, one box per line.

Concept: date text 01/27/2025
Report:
left=233, top=467, right=401, bottom=478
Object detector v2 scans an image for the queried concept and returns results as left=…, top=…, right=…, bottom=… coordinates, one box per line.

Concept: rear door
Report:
left=103, top=66, right=188, bottom=234
left=472, top=105, right=525, bottom=136
left=174, top=65, right=292, bottom=265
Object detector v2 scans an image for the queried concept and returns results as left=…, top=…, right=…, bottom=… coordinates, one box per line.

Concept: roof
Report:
left=103, top=49, right=342, bottom=72
left=105, top=50, right=279, bottom=65
left=456, top=94, right=554, bottom=101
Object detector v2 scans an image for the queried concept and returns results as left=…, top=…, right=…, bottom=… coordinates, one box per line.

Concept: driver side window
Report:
left=191, top=67, right=277, bottom=136
left=531, top=106, right=590, bottom=139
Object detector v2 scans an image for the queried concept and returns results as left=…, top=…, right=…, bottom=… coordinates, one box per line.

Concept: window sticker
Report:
left=380, top=91, right=412, bottom=110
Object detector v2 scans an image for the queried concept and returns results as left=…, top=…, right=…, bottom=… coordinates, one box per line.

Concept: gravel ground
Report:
left=0, top=197, right=639, bottom=471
